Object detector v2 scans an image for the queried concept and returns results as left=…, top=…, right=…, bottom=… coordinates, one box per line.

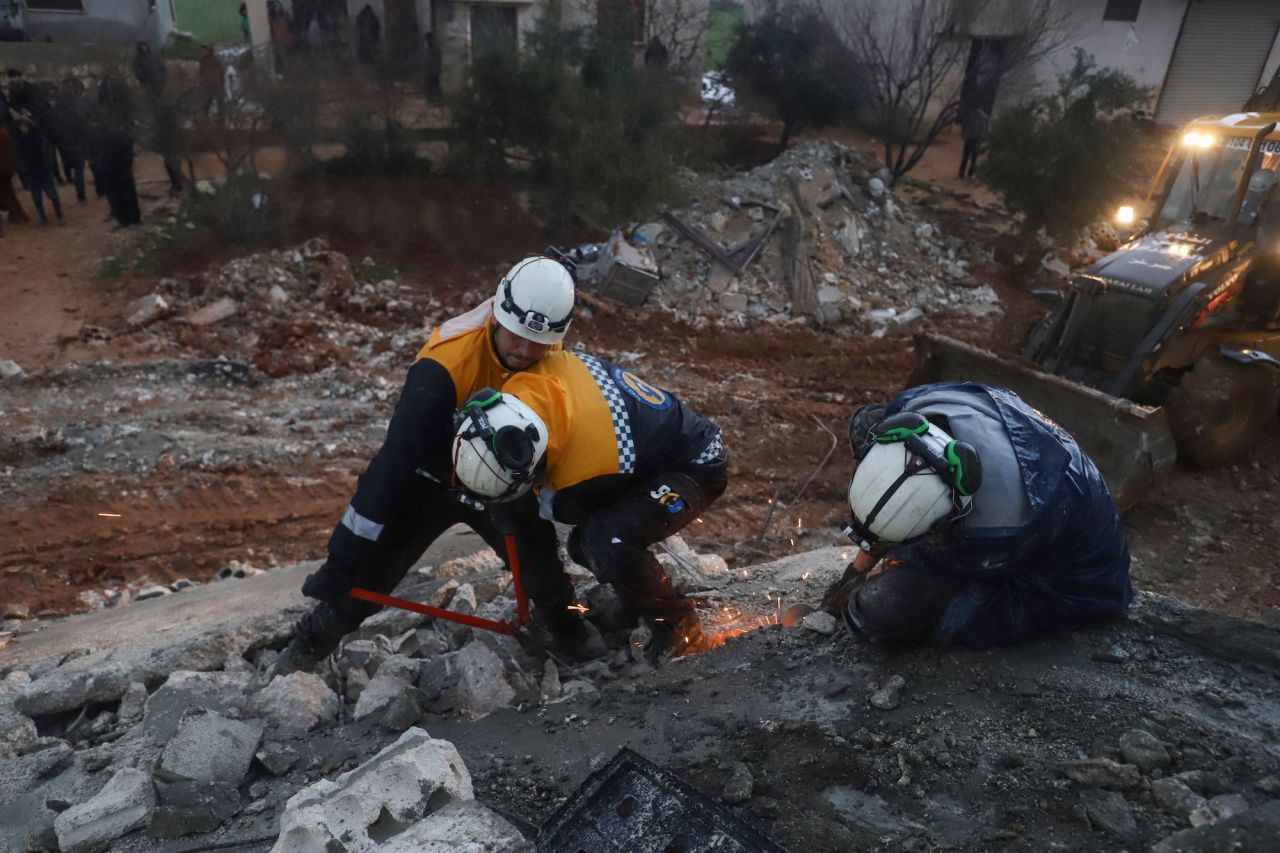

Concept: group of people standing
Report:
left=0, top=65, right=141, bottom=233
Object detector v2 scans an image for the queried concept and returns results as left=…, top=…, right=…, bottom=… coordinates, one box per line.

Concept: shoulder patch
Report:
left=610, top=366, right=673, bottom=410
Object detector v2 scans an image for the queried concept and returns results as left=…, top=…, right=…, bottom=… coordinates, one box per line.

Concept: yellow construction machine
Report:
left=911, top=112, right=1280, bottom=509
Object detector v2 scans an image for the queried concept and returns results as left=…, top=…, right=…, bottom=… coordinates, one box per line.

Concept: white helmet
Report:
left=451, top=390, right=549, bottom=500
left=845, top=412, right=981, bottom=549
left=493, top=256, right=575, bottom=345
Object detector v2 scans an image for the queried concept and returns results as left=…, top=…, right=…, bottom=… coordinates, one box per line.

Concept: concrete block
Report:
left=253, top=672, right=339, bottom=731
left=353, top=673, right=413, bottom=721
left=142, top=671, right=253, bottom=741
left=15, top=660, right=132, bottom=717
left=149, top=779, right=241, bottom=839
left=380, top=800, right=535, bottom=852
left=419, top=642, right=515, bottom=719
left=54, top=767, right=155, bottom=853
left=0, top=706, right=38, bottom=757
left=159, top=710, right=263, bottom=785
left=123, top=293, right=169, bottom=328
left=183, top=297, right=239, bottom=326
left=271, top=727, right=473, bottom=853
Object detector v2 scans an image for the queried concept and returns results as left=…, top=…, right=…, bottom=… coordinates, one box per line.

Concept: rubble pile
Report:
left=586, top=141, right=1002, bottom=333
left=0, top=535, right=734, bottom=851
left=1, top=542, right=1279, bottom=851
left=123, top=239, right=436, bottom=378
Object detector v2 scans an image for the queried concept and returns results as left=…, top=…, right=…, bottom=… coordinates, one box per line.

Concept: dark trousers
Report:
left=25, top=171, right=62, bottom=223
left=326, top=481, right=567, bottom=633
left=845, top=565, right=964, bottom=644
left=958, top=139, right=981, bottom=178
left=61, top=152, right=86, bottom=202
left=104, top=164, right=140, bottom=226
left=567, top=460, right=728, bottom=623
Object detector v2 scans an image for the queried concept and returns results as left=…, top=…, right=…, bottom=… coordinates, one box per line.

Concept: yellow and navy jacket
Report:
left=501, top=350, right=721, bottom=524
left=327, top=301, right=555, bottom=572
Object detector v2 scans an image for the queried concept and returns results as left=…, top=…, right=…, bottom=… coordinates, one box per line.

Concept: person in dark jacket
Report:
left=355, top=4, right=380, bottom=65
left=275, top=255, right=591, bottom=674
left=51, top=77, right=91, bottom=203
left=822, top=382, right=1132, bottom=646
left=102, top=126, right=140, bottom=226
left=0, top=120, right=29, bottom=225
left=131, top=42, right=167, bottom=104
left=13, top=113, right=62, bottom=224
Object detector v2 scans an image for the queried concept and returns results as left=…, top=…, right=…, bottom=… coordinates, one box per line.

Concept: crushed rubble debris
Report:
left=577, top=141, right=1002, bottom=333
left=1, top=542, right=1275, bottom=851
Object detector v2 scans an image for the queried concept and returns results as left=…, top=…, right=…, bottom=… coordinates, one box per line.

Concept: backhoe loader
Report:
left=910, top=111, right=1280, bottom=509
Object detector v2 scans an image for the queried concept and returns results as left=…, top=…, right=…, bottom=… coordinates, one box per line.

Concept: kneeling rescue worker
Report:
left=276, top=252, right=600, bottom=673
left=822, top=381, right=1133, bottom=645
left=451, top=349, right=728, bottom=659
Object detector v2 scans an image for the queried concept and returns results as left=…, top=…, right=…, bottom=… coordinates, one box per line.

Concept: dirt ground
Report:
left=2, top=149, right=1277, bottom=626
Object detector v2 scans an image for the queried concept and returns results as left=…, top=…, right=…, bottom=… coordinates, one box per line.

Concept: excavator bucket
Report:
left=907, top=333, right=1178, bottom=511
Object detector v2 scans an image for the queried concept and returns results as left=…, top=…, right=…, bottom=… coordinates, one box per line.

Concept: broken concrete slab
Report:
left=0, top=706, right=39, bottom=757
left=149, top=779, right=241, bottom=839
left=255, top=740, right=302, bottom=777
left=1080, top=788, right=1137, bottom=840
left=379, top=800, right=535, bottom=852
left=253, top=671, right=339, bottom=732
left=3, top=562, right=315, bottom=716
left=1153, top=776, right=1209, bottom=821
left=1190, top=792, right=1250, bottom=827
left=53, top=767, right=155, bottom=853
left=158, top=710, right=263, bottom=785
left=271, top=727, right=473, bottom=853
left=1119, top=727, right=1171, bottom=772
left=1061, top=757, right=1142, bottom=790
left=419, top=641, right=515, bottom=719
left=142, top=669, right=256, bottom=740
left=123, top=293, right=169, bottom=328
left=353, top=673, right=415, bottom=721
left=1152, top=800, right=1280, bottom=852
left=183, top=296, right=239, bottom=326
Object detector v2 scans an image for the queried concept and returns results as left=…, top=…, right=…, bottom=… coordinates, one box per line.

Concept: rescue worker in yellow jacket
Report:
left=276, top=252, right=602, bottom=673
left=450, top=350, right=728, bottom=658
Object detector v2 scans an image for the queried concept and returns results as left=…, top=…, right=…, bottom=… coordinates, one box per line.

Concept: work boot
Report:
left=270, top=604, right=351, bottom=677
left=531, top=608, right=608, bottom=662
left=645, top=611, right=706, bottom=664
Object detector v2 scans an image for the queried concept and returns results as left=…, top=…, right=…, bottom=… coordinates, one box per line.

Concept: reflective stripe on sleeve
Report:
left=341, top=505, right=385, bottom=541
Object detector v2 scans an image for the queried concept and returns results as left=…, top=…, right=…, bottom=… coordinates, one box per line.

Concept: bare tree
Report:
left=645, top=0, right=714, bottom=77
left=818, top=0, right=1072, bottom=185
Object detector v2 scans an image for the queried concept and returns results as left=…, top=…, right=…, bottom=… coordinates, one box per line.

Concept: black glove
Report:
left=848, top=403, right=888, bottom=457
left=301, top=560, right=358, bottom=604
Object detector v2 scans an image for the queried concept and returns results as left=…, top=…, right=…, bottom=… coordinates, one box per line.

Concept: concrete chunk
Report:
left=0, top=706, right=39, bottom=757
left=159, top=710, right=263, bottom=785
left=271, top=727, right=473, bottom=853
left=1119, top=727, right=1171, bottom=772
left=123, top=293, right=169, bottom=328
left=380, top=800, right=535, bottom=852
left=353, top=673, right=414, bottom=721
left=149, top=779, right=241, bottom=839
left=1153, top=777, right=1208, bottom=821
left=183, top=297, right=239, bottom=326
left=15, top=660, right=132, bottom=717
left=1061, top=758, right=1141, bottom=790
left=54, top=767, right=155, bottom=853
left=420, top=642, right=515, bottom=719
left=253, top=671, right=339, bottom=731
